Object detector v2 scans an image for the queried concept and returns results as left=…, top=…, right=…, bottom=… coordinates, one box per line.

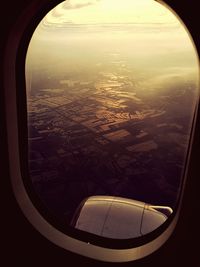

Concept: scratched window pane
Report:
left=26, top=0, right=199, bottom=234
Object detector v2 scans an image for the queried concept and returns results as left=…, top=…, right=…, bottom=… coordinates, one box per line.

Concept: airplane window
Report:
left=25, top=0, right=199, bottom=245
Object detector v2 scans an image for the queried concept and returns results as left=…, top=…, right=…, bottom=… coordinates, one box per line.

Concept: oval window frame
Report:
left=4, top=0, right=200, bottom=262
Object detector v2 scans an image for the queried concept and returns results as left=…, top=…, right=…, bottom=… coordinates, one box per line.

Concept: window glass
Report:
left=25, top=0, right=199, bottom=238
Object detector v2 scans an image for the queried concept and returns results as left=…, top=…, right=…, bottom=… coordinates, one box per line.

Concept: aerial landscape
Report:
left=26, top=0, right=199, bottom=228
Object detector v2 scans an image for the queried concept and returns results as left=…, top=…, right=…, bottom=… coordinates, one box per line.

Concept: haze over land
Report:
left=27, top=0, right=198, bottom=87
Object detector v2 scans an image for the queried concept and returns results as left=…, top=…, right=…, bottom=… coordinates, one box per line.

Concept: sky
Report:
left=42, top=0, right=178, bottom=25
left=26, top=0, right=199, bottom=91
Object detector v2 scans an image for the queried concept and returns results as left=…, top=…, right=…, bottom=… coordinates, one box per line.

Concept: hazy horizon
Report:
left=26, top=0, right=199, bottom=97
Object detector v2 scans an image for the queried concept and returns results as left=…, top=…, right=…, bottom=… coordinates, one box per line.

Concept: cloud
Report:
left=63, top=0, right=100, bottom=10
left=51, top=8, right=63, bottom=17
